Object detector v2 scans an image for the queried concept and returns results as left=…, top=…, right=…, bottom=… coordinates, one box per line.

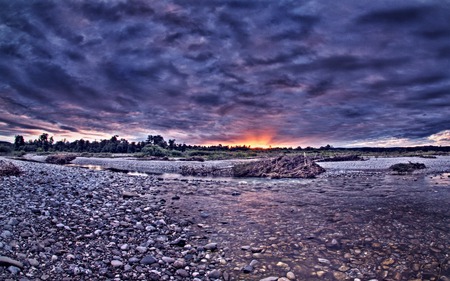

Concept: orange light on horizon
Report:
left=202, top=130, right=288, bottom=149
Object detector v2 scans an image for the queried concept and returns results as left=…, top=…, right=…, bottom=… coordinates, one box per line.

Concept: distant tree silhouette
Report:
left=14, top=135, right=25, bottom=150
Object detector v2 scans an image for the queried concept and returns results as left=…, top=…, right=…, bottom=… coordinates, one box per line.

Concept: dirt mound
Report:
left=45, top=154, right=76, bottom=165
left=0, top=160, right=22, bottom=177
left=233, top=155, right=325, bottom=178
left=389, top=162, right=426, bottom=173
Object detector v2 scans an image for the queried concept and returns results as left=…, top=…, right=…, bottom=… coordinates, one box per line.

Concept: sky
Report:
left=0, top=0, right=449, bottom=148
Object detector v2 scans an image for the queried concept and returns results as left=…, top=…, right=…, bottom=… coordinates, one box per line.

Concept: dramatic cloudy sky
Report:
left=1, top=0, right=449, bottom=147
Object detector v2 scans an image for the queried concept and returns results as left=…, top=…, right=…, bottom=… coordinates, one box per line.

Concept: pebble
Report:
left=260, top=277, right=279, bottom=281
left=204, top=242, right=218, bottom=251
left=208, top=269, right=222, bottom=279
left=286, top=271, right=295, bottom=280
left=1, top=157, right=449, bottom=281
left=140, top=255, right=157, bottom=265
left=136, top=246, right=147, bottom=253
left=28, top=258, right=39, bottom=267
left=111, top=260, right=123, bottom=267
left=173, top=258, right=186, bottom=268
left=176, top=269, right=189, bottom=277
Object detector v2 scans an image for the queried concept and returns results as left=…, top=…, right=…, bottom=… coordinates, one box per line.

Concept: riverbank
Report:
left=1, top=157, right=449, bottom=280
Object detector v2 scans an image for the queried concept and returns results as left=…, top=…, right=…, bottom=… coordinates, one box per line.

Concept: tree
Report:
left=168, top=139, right=176, bottom=150
left=14, top=135, right=25, bottom=150
left=38, top=133, right=51, bottom=151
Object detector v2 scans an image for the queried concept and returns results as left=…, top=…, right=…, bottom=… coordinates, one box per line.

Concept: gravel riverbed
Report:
left=1, top=156, right=449, bottom=281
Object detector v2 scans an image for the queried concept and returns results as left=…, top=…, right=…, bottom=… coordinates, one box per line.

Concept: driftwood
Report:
left=0, top=160, right=22, bottom=177
left=232, top=155, right=325, bottom=178
left=389, top=162, right=426, bottom=173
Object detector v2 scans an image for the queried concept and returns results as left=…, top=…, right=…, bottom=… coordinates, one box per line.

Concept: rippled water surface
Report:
left=165, top=172, right=449, bottom=280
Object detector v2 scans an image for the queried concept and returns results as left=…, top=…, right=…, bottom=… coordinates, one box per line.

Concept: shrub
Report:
left=0, top=160, right=22, bottom=177
left=141, top=145, right=170, bottom=157
left=0, top=145, right=12, bottom=154
left=45, top=154, right=77, bottom=165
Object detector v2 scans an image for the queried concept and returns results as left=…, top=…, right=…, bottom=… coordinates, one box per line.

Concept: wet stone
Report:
left=208, top=269, right=222, bottom=279
left=140, top=255, right=157, bottom=265
left=176, top=269, right=189, bottom=277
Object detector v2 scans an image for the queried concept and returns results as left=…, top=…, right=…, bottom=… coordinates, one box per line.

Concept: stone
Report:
left=318, top=258, right=330, bottom=264
left=333, top=271, right=347, bottom=280
left=173, top=258, right=186, bottom=268
left=28, top=258, right=39, bottom=267
left=204, top=243, right=218, bottom=251
left=381, top=258, right=395, bottom=266
left=286, top=271, right=295, bottom=280
left=260, top=277, right=279, bottom=281
left=122, top=191, right=140, bottom=198
left=242, top=265, right=253, bottom=273
left=162, top=256, right=175, bottom=263
left=0, top=256, right=24, bottom=268
left=176, top=269, right=189, bottom=277
left=1, top=230, right=12, bottom=239
left=8, top=266, right=21, bottom=275
left=136, top=246, right=147, bottom=253
left=208, top=269, right=222, bottom=279
left=140, top=255, right=157, bottom=265
left=111, top=260, right=123, bottom=267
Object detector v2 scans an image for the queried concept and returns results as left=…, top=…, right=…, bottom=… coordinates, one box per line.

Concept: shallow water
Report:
left=166, top=172, right=450, bottom=280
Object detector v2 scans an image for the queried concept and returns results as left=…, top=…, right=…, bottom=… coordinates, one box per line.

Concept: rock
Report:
left=0, top=230, right=12, bottom=239
left=176, top=269, right=189, bottom=277
left=318, top=258, right=330, bottom=264
left=136, top=246, right=147, bottom=253
left=0, top=256, right=24, bottom=268
left=162, top=257, right=175, bottom=263
left=140, top=255, right=157, bottom=265
left=333, top=271, right=347, bottom=280
left=381, top=258, right=395, bottom=266
left=8, top=266, right=21, bottom=275
left=204, top=243, right=218, bottom=251
left=122, top=191, right=140, bottom=198
left=260, top=277, right=279, bottom=281
left=286, top=271, right=295, bottom=280
left=278, top=278, right=290, bottom=281
left=242, top=265, right=253, bottom=273
left=28, top=258, right=39, bottom=267
left=223, top=271, right=231, bottom=281
left=208, top=269, right=222, bottom=279
left=111, top=260, right=123, bottom=267
left=173, top=258, right=186, bottom=268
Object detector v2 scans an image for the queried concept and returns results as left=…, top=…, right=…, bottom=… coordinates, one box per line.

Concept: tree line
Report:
left=11, top=133, right=256, bottom=153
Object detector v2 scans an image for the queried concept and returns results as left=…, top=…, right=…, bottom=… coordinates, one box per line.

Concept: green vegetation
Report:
left=2, top=133, right=450, bottom=160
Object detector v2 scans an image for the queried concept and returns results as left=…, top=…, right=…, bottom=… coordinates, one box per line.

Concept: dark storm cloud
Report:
left=356, top=6, right=432, bottom=25
left=0, top=0, right=449, bottom=146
